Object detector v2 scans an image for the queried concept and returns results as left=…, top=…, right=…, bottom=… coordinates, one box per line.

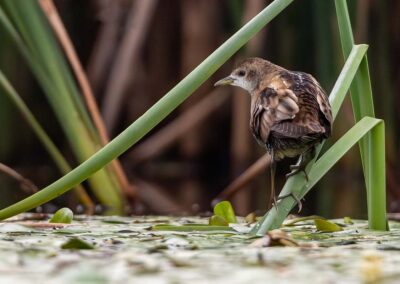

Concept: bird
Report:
left=214, top=57, right=332, bottom=211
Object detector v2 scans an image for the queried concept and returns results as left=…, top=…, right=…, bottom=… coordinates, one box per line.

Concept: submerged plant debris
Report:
left=1, top=214, right=400, bottom=283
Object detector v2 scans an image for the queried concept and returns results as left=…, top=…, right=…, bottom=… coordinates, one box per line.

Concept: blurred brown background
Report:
left=0, top=0, right=399, bottom=218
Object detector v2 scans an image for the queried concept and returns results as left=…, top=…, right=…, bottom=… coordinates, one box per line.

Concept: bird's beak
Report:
left=214, top=76, right=235, bottom=87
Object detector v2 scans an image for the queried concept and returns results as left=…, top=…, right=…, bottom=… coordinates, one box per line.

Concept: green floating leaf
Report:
left=284, top=215, right=326, bottom=226
left=344, top=216, right=353, bottom=224
left=53, top=228, right=90, bottom=235
left=101, top=217, right=130, bottom=224
left=49, top=208, right=73, bottom=224
left=61, top=238, right=94, bottom=250
left=213, top=201, right=237, bottom=224
left=152, top=224, right=235, bottom=232
left=209, top=215, right=229, bottom=226
left=314, top=219, right=343, bottom=232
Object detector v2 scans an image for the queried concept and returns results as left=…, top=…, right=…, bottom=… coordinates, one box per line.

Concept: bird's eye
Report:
left=238, top=70, right=246, bottom=77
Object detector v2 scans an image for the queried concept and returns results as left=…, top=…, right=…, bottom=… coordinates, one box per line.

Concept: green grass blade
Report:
left=368, top=122, right=387, bottom=230
left=329, top=45, right=368, bottom=119
left=335, top=0, right=375, bottom=168
left=335, top=0, right=385, bottom=231
left=0, top=0, right=294, bottom=220
left=334, top=0, right=354, bottom=60
left=251, top=44, right=368, bottom=235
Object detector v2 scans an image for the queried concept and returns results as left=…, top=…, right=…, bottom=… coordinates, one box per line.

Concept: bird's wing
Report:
left=270, top=122, right=319, bottom=139
left=251, top=70, right=333, bottom=143
left=250, top=87, right=300, bottom=143
left=270, top=71, right=332, bottom=139
left=287, top=72, right=333, bottom=128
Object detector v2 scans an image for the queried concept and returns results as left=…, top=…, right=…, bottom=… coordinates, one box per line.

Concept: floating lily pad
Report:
left=61, top=237, right=94, bottom=250
left=209, top=215, right=228, bottom=226
left=314, top=219, right=343, bottom=232
left=152, top=223, right=236, bottom=232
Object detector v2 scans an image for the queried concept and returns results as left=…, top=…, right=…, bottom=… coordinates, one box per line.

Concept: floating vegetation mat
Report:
left=1, top=214, right=400, bottom=283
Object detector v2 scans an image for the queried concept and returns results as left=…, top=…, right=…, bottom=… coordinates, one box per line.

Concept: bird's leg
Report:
left=286, top=154, right=308, bottom=181
left=272, top=161, right=303, bottom=213
left=269, top=155, right=277, bottom=210
left=285, top=147, right=315, bottom=181
left=281, top=147, right=316, bottom=212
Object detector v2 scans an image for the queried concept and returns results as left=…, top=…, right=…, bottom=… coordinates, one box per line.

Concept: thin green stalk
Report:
left=251, top=44, right=368, bottom=235
left=335, top=0, right=386, bottom=231
left=0, top=0, right=295, bottom=220
left=335, top=0, right=371, bottom=179
left=0, top=70, right=93, bottom=208
left=368, top=122, right=387, bottom=230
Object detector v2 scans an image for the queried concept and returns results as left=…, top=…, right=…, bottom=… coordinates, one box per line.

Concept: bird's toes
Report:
left=286, top=167, right=309, bottom=182
left=285, top=169, right=299, bottom=179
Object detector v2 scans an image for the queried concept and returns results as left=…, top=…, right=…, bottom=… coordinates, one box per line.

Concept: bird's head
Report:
left=214, top=57, right=278, bottom=93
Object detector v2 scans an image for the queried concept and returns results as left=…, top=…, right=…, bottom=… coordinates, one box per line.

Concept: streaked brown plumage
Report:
left=215, top=57, right=332, bottom=210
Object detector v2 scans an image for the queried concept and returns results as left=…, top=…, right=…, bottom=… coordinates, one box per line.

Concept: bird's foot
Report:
left=275, top=192, right=303, bottom=213
left=285, top=165, right=309, bottom=181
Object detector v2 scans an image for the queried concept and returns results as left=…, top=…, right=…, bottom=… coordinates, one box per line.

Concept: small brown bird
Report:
left=215, top=58, right=332, bottom=211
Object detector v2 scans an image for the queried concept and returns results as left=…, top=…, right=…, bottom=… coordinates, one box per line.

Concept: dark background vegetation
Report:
left=0, top=0, right=398, bottom=218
